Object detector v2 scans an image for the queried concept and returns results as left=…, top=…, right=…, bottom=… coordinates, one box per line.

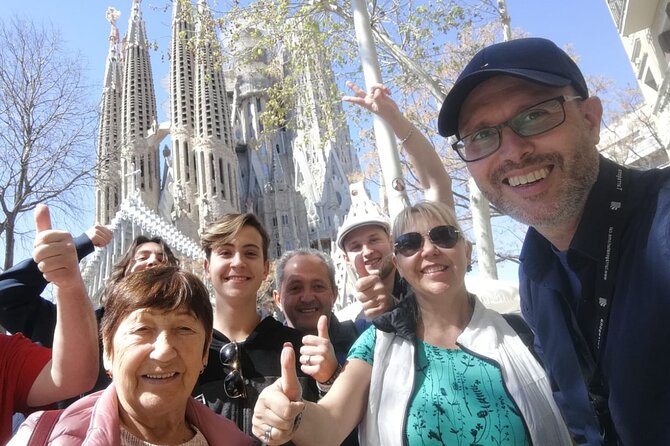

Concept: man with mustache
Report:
left=437, top=37, right=670, bottom=445
left=273, top=248, right=360, bottom=446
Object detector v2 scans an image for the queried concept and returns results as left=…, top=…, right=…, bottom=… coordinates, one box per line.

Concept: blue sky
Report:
left=0, top=0, right=637, bottom=88
left=0, top=0, right=637, bottom=119
left=0, top=0, right=639, bottom=274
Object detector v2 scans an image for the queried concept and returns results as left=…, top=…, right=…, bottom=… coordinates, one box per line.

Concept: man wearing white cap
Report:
left=336, top=212, right=400, bottom=319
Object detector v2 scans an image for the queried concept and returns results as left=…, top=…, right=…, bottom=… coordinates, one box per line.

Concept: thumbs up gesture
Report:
left=32, top=204, right=82, bottom=290
left=300, top=315, right=339, bottom=384
left=354, top=253, right=397, bottom=320
left=85, top=223, right=113, bottom=248
left=253, top=343, right=306, bottom=445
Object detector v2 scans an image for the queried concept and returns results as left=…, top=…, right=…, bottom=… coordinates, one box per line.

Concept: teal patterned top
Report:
left=348, top=326, right=530, bottom=446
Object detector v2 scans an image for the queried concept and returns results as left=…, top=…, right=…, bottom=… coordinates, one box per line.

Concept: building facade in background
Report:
left=604, top=0, right=670, bottom=167
left=86, top=0, right=359, bottom=301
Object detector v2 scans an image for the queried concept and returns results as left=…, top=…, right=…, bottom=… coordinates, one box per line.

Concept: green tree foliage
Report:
left=176, top=0, right=650, bottom=267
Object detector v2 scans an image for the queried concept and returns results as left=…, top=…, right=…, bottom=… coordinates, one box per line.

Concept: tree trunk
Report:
left=3, top=215, right=16, bottom=270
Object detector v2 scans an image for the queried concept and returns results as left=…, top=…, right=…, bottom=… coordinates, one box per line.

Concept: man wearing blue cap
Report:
left=438, top=37, right=670, bottom=445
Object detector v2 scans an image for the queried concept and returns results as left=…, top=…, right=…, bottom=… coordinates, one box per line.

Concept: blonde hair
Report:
left=392, top=201, right=463, bottom=240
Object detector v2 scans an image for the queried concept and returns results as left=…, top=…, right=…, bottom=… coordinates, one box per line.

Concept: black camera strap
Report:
left=587, top=164, right=628, bottom=444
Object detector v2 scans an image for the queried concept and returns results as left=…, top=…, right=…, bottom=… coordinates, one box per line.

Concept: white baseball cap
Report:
left=336, top=213, right=391, bottom=251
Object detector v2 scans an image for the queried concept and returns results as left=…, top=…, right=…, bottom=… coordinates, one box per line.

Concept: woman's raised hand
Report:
left=252, top=343, right=305, bottom=445
left=342, top=81, right=401, bottom=124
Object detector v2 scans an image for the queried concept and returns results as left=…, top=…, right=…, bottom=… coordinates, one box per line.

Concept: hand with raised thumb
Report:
left=353, top=252, right=370, bottom=279
left=253, top=343, right=305, bottom=445
left=281, top=343, right=303, bottom=402
left=354, top=253, right=397, bottom=320
left=34, top=204, right=53, bottom=233
left=85, top=223, right=113, bottom=248
left=32, top=204, right=81, bottom=291
left=300, top=314, right=338, bottom=384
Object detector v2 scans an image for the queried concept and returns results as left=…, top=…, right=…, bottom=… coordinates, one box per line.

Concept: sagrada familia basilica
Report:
left=82, top=0, right=379, bottom=308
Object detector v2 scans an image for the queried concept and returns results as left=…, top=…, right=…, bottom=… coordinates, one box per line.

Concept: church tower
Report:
left=287, top=20, right=359, bottom=249
left=168, top=0, right=196, bottom=232
left=169, top=0, right=239, bottom=238
left=191, top=0, right=239, bottom=227
left=95, top=8, right=123, bottom=225
left=119, top=0, right=160, bottom=209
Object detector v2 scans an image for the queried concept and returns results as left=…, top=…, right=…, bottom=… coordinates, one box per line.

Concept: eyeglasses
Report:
left=220, top=342, right=246, bottom=399
left=452, top=95, right=583, bottom=162
left=394, top=225, right=461, bottom=257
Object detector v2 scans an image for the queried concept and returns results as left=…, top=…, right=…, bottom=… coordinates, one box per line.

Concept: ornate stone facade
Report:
left=90, top=0, right=359, bottom=298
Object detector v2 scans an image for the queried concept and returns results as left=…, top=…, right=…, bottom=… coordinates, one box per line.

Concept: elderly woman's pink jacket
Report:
left=11, top=383, right=256, bottom=445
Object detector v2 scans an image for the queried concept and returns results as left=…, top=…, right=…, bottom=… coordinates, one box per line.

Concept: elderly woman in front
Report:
left=252, top=201, right=572, bottom=446
left=11, top=266, right=253, bottom=445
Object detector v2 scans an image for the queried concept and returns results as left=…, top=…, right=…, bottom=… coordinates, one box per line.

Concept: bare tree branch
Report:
left=0, top=16, right=97, bottom=268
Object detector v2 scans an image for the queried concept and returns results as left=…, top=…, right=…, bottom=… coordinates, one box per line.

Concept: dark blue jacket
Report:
left=519, top=157, right=670, bottom=445
left=0, top=233, right=95, bottom=344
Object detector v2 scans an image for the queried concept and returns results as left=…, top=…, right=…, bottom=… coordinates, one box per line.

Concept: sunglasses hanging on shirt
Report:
left=220, top=341, right=247, bottom=399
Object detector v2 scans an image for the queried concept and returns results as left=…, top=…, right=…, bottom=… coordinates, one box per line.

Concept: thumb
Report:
left=317, top=315, right=330, bottom=340
left=280, top=343, right=302, bottom=401
left=34, top=204, right=52, bottom=234
left=354, top=253, right=369, bottom=278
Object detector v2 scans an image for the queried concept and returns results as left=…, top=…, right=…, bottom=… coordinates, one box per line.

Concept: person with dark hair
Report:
left=102, top=235, right=179, bottom=304
left=273, top=248, right=360, bottom=446
left=0, top=205, right=99, bottom=444
left=11, top=266, right=254, bottom=445
left=437, top=37, right=670, bottom=444
left=194, top=213, right=318, bottom=440
left=0, top=231, right=179, bottom=406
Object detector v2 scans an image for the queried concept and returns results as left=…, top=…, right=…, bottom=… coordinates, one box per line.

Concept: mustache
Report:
left=492, top=153, right=564, bottom=182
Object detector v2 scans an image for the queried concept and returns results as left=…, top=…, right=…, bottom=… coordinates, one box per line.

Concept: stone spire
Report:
left=103, top=8, right=122, bottom=91
left=126, top=0, right=147, bottom=46
left=191, top=0, right=239, bottom=231
left=119, top=0, right=159, bottom=210
left=95, top=7, right=124, bottom=225
left=168, top=0, right=197, bottom=236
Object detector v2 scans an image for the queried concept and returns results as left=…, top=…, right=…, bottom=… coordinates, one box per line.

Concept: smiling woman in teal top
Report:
left=349, top=327, right=529, bottom=445
left=251, top=173, right=571, bottom=446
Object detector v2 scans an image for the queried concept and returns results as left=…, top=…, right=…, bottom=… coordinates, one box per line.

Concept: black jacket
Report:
left=194, top=317, right=319, bottom=445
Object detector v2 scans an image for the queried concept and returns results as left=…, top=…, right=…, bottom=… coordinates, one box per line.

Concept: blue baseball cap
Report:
left=438, top=37, right=589, bottom=138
